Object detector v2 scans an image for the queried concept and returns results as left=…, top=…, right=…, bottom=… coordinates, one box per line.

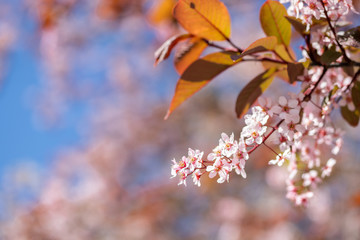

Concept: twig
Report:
left=320, top=0, right=351, bottom=62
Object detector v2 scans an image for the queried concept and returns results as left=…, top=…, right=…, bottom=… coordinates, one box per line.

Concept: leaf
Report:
left=352, top=81, right=360, bottom=110
left=154, top=34, right=192, bottom=66
left=173, top=0, right=231, bottom=41
left=260, top=0, right=291, bottom=46
left=148, top=0, right=176, bottom=25
left=320, top=46, right=342, bottom=64
left=165, top=51, right=241, bottom=119
left=231, top=36, right=277, bottom=61
left=285, top=16, right=308, bottom=35
left=342, top=57, right=355, bottom=77
left=274, top=44, right=295, bottom=62
left=174, top=37, right=208, bottom=74
left=235, top=67, right=277, bottom=118
left=287, top=62, right=304, bottom=84
left=262, top=60, right=288, bottom=82
left=330, top=85, right=339, bottom=98
left=339, top=26, right=360, bottom=48
left=353, top=0, right=360, bottom=13
left=341, top=106, right=359, bottom=127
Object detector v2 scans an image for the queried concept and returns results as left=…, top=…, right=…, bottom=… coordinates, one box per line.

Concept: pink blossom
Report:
left=302, top=170, right=321, bottom=187
left=321, top=158, right=336, bottom=178
left=219, top=133, right=238, bottom=158
left=295, top=191, right=314, bottom=206
left=232, top=158, right=247, bottom=178
left=192, top=169, right=202, bottom=187
left=270, top=96, right=300, bottom=123
left=286, top=180, right=298, bottom=201
left=241, top=106, right=269, bottom=145
left=171, top=149, right=204, bottom=186
left=206, top=159, right=231, bottom=183
left=258, top=97, right=274, bottom=116
left=269, top=148, right=291, bottom=166
left=278, top=120, right=306, bottom=141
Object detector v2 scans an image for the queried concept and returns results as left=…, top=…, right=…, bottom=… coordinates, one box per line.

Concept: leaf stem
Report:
left=202, top=39, right=226, bottom=51
left=263, top=142, right=280, bottom=156
left=249, top=67, right=328, bottom=154
left=304, top=34, right=321, bottom=65
left=303, top=67, right=328, bottom=101
left=225, top=36, right=243, bottom=53
left=242, top=57, right=286, bottom=65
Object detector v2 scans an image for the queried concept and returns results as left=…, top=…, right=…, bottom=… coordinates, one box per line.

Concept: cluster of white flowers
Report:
left=171, top=106, right=270, bottom=187
left=259, top=91, right=341, bottom=205
left=241, top=106, right=270, bottom=145
left=171, top=89, right=343, bottom=206
left=281, top=0, right=356, bottom=27
left=170, top=0, right=358, bottom=207
left=206, top=133, right=247, bottom=183
left=171, top=148, right=204, bottom=186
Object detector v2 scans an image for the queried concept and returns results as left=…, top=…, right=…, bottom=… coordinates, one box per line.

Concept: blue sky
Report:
left=0, top=40, right=83, bottom=176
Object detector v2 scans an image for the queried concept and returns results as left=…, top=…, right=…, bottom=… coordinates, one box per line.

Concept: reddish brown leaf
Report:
left=353, top=0, right=360, bottom=13
left=352, top=81, right=360, bottom=110
left=236, top=68, right=277, bottom=118
left=285, top=16, right=308, bottom=35
left=287, top=62, right=304, bottom=84
left=165, top=51, right=241, bottom=119
left=341, top=106, right=360, bottom=127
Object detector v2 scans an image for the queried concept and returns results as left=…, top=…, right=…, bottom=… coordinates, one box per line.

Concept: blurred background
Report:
left=0, top=0, right=360, bottom=239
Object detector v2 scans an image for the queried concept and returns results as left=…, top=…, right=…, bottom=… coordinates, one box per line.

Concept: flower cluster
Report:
left=171, top=106, right=270, bottom=186
left=171, top=89, right=343, bottom=206
left=206, top=133, right=247, bottom=183
left=169, top=0, right=359, bottom=207
left=171, top=148, right=204, bottom=186
left=281, top=0, right=356, bottom=27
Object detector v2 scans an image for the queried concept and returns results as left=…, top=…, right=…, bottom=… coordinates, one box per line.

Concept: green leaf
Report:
left=320, top=46, right=342, bottom=64
left=260, top=0, right=291, bottom=46
left=352, top=81, right=360, bottom=110
left=285, top=16, right=308, bottom=35
left=322, top=85, right=339, bottom=107
left=235, top=67, right=277, bottom=118
left=274, top=44, right=295, bottom=62
left=154, top=34, right=192, bottom=65
left=231, top=36, right=277, bottom=61
left=287, top=62, right=304, bottom=84
left=165, top=51, right=241, bottom=119
left=330, top=85, right=339, bottom=98
left=341, top=106, right=359, bottom=127
left=173, top=0, right=231, bottom=41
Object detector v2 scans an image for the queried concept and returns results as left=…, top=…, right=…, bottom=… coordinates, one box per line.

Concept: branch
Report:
left=345, top=68, right=360, bottom=92
left=249, top=67, right=328, bottom=155
left=225, top=36, right=243, bottom=53
left=320, top=0, right=351, bottom=63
